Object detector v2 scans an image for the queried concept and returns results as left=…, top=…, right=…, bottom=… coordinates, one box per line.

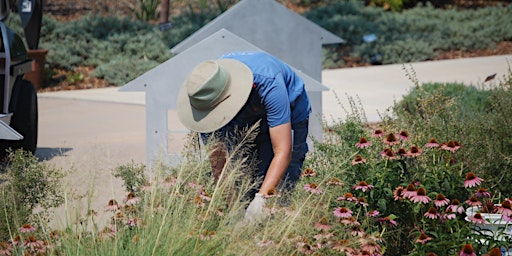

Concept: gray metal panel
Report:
left=170, top=0, right=344, bottom=80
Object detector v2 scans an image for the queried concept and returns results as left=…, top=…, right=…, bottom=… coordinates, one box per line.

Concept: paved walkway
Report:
left=35, top=54, right=512, bottom=229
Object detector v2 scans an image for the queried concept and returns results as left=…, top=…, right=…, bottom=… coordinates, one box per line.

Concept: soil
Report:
left=37, top=0, right=512, bottom=92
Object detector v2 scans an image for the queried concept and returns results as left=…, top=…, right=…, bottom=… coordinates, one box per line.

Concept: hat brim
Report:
left=177, top=59, right=253, bottom=133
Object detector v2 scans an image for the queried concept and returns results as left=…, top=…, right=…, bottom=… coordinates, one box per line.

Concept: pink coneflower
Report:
left=441, top=140, right=461, bottom=153
left=408, top=146, right=423, bottom=157
left=397, top=130, right=410, bottom=140
left=124, top=192, right=141, bottom=205
left=459, top=243, right=477, bottom=256
left=396, top=148, right=408, bottom=157
left=475, top=187, right=491, bottom=198
left=441, top=208, right=457, bottom=222
left=301, top=168, right=317, bottom=177
left=425, top=138, right=440, bottom=148
left=352, top=155, right=367, bottom=165
left=105, top=199, right=121, bottom=212
left=20, top=223, right=36, bottom=233
left=327, top=177, right=344, bottom=186
left=410, top=187, right=432, bottom=204
left=415, top=233, right=433, bottom=244
left=337, top=192, right=358, bottom=202
left=367, top=210, right=380, bottom=217
left=469, top=213, right=487, bottom=224
left=464, top=171, right=484, bottom=188
left=333, top=207, right=353, bottom=218
left=378, top=216, right=397, bottom=226
left=356, top=137, right=372, bottom=148
left=504, top=213, right=512, bottom=222
left=257, top=240, right=274, bottom=247
left=402, top=184, right=417, bottom=199
left=162, top=176, right=177, bottom=188
left=199, top=189, right=212, bottom=201
left=314, top=217, right=332, bottom=231
left=0, top=241, right=11, bottom=255
left=434, top=193, right=450, bottom=207
left=447, top=199, right=465, bottom=214
left=304, top=183, right=323, bottom=194
left=126, top=217, right=140, bottom=227
left=24, top=235, right=45, bottom=251
left=264, top=188, right=280, bottom=198
left=340, top=216, right=360, bottom=226
left=486, top=248, right=505, bottom=256
left=353, top=181, right=374, bottom=192
left=199, top=230, right=216, bottom=241
left=357, top=197, right=369, bottom=206
left=380, top=148, right=397, bottom=159
left=383, top=133, right=400, bottom=146
left=371, top=129, right=384, bottom=137
left=393, top=186, right=405, bottom=200
left=140, top=181, right=153, bottom=191
left=497, top=199, right=512, bottom=216
left=465, top=196, right=482, bottom=207
left=361, top=239, right=381, bottom=254
left=424, top=206, right=440, bottom=219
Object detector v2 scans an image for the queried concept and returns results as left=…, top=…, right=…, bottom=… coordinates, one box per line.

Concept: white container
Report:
left=466, top=206, right=512, bottom=255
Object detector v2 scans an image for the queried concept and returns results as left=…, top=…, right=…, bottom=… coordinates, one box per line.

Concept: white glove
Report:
left=244, top=193, right=266, bottom=223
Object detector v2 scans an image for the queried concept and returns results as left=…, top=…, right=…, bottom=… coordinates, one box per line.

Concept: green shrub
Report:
left=392, top=65, right=512, bottom=196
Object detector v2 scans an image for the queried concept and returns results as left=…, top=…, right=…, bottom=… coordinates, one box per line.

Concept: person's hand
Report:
left=244, top=193, right=266, bottom=223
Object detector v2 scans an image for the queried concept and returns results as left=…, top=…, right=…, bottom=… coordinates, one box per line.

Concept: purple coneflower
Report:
left=497, top=199, right=512, bottom=216
left=424, top=206, right=440, bottom=219
left=486, top=248, right=505, bottom=256
left=459, top=243, right=477, bottom=256
left=475, top=187, right=491, bottom=198
left=393, top=186, right=405, bottom=200
left=304, top=183, right=323, bottom=194
left=124, top=192, right=141, bottom=205
left=337, top=192, right=357, bottom=202
left=353, top=181, right=374, bottom=192
left=333, top=207, right=353, bottom=218
left=340, top=216, right=360, bottom=226
left=367, top=210, right=379, bottom=217
left=415, top=233, right=433, bottom=244
left=380, top=148, right=397, bottom=160
left=425, top=138, right=440, bottom=148
left=465, top=196, right=482, bottom=207
left=357, top=197, right=369, bottom=207
left=434, top=193, right=450, bottom=207
left=301, top=168, right=317, bottom=177
left=378, top=216, right=397, bottom=226
left=469, top=213, right=487, bottom=224
left=441, top=209, right=457, bottom=222
left=464, top=171, right=484, bottom=188
left=408, top=146, right=422, bottom=157
left=0, top=242, right=11, bottom=255
left=352, top=155, right=367, bottom=165
left=402, top=184, right=417, bottom=199
left=105, top=199, right=121, bottom=212
left=314, top=217, right=332, bottom=231
left=327, top=177, right=344, bottom=186
left=397, top=130, right=410, bottom=140
left=383, top=133, right=400, bottom=146
left=371, top=129, right=384, bottom=137
left=447, top=199, right=465, bottom=214
left=396, top=148, right=408, bottom=157
left=355, top=137, right=372, bottom=148
left=20, top=223, right=36, bottom=233
left=24, top=235, right=45, bottom=251
left=410, top=187, right=432, bottom=204
left=441, top=140, right=461, bottom=153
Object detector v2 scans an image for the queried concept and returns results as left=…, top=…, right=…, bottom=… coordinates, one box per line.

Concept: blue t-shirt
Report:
left=220, top=51, right=311, bottom=133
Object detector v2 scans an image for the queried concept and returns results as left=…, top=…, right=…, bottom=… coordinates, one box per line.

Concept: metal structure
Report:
left=0, top=0, right=40, bottom=158
left=121, top=0, right=344, bottom=167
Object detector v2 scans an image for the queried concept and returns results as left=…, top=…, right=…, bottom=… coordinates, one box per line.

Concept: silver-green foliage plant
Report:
left=0, top=150, right=64, bottom=241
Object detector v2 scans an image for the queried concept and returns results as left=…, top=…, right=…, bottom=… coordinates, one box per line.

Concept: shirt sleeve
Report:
left=258, top=74, right=291, bottom=127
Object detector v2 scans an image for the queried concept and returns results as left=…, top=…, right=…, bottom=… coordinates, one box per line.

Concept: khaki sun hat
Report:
left=177, top=59, right=253, bottom=133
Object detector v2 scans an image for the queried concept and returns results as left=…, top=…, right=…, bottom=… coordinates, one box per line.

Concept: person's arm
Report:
left=209, top=142, right=227, bottom=182
left=258, top=122, right=292, bottom=195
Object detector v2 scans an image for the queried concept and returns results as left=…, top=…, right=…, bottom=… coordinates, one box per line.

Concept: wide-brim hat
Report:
left=177, top=59, right=253, bottom=133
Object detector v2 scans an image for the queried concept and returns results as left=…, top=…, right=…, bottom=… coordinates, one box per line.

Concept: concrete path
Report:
left=34, top=54, right=512, bottom=229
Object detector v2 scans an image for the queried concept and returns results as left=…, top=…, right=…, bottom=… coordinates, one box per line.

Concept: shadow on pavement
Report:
left=35, top=147, right=72, bottom=161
